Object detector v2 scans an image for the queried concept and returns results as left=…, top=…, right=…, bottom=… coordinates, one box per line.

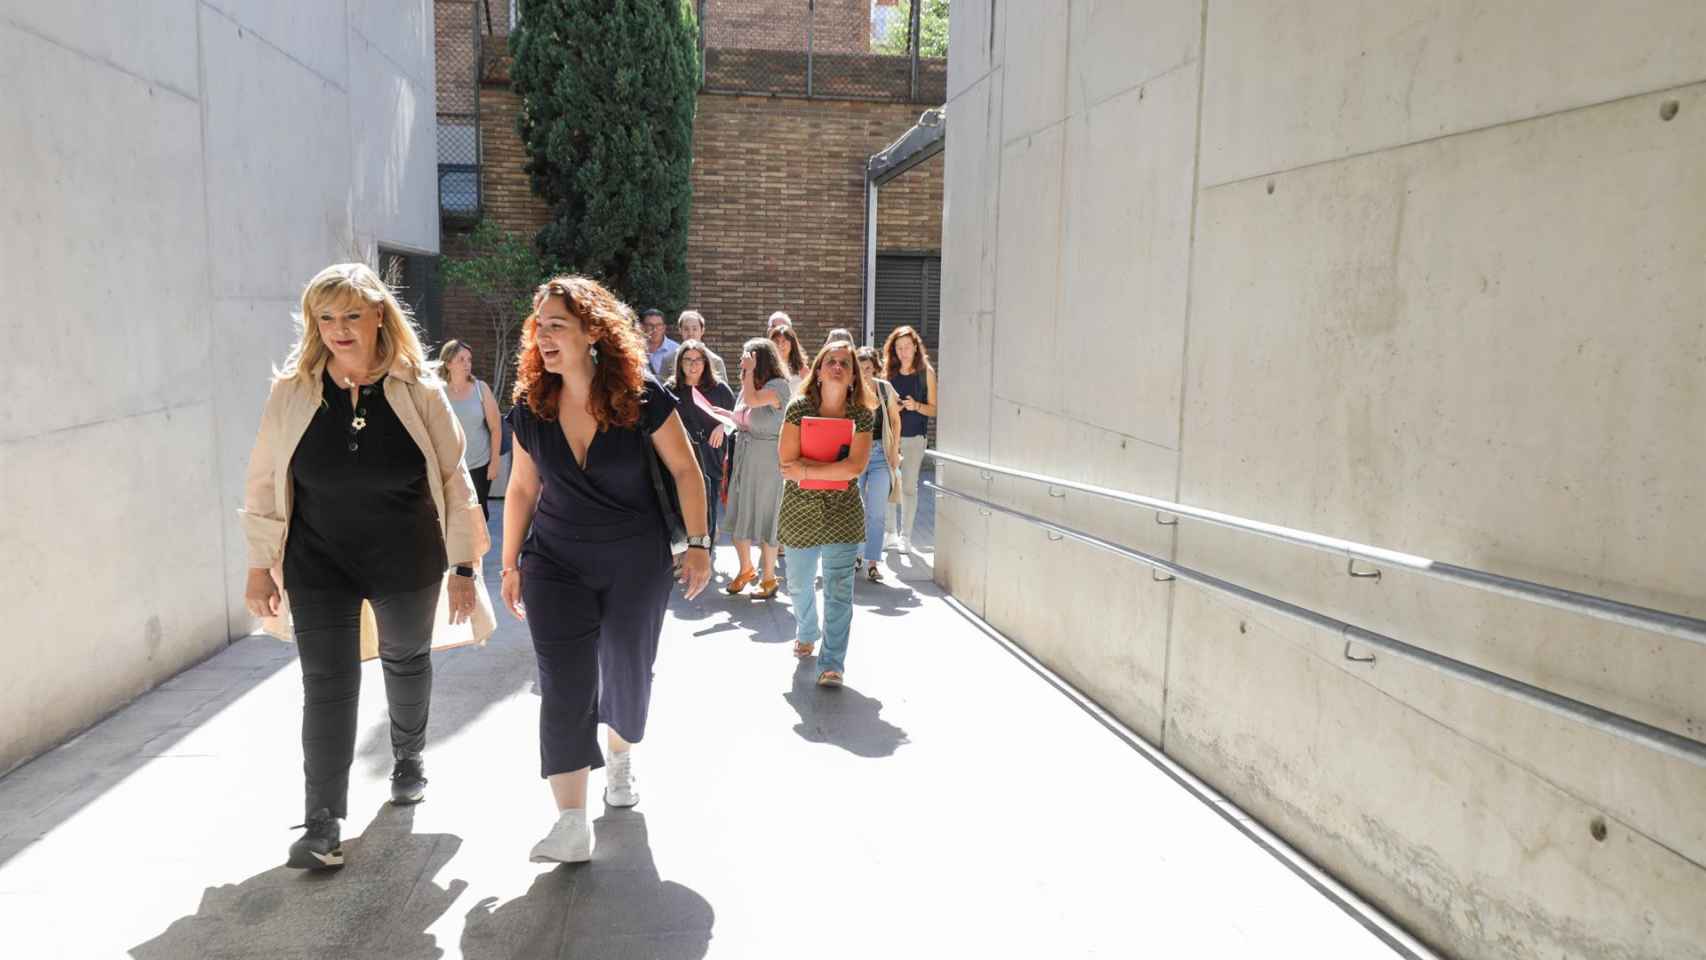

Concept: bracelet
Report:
left=500, top=567, right=520, bottom=576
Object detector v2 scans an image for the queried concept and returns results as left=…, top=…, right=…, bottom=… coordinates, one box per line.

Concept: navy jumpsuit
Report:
left=506, top=378, right=679, bottom=777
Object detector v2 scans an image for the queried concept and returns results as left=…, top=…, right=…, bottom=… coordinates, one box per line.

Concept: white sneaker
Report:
left=529, top=809, right=591, bottom=863
left=897, top=534, right=911, bottom=553
left=604, top=750, right=639, bottom=808
left=884, top=533, right=901, bottom=551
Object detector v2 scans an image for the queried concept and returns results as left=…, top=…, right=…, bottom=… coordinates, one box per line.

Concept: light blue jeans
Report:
left=784, top=541, right=859, bottom=674
left=858, top=445, right=892, bottom=563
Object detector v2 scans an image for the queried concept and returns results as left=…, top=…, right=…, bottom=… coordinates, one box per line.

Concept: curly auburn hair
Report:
left=511, top=276, right=647, bottom=430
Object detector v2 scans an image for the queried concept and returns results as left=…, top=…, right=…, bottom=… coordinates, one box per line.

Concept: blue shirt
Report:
left=647, top=337, right=680, bottom=378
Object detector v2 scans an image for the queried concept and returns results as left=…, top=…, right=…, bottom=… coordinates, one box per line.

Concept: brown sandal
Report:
left=816, top=670, right=843, bottom=688
left=754, top=577, right=780, bottom=600
left=725, top=570, right=756, bottom=595
left=866, top=564, right=883, bottom=583
left=794, top=640, right=815, bottom=658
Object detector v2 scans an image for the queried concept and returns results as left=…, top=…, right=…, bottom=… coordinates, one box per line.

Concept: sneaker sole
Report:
left=603, top=787, right=640, bottom=809
left=529, top=848, right=591, bottom=864
left=286, top=847, right=344, bottom=870
left=390, top=790, right=425, bottom=805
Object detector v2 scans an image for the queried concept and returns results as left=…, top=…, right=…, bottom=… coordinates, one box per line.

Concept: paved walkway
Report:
left=0, top=488, right=1416, bottom=959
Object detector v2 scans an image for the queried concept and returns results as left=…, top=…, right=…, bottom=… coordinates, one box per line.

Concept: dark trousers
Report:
left=291, top=582, right=438, bottom=819
left=521, top=533, right=674, bottom=777
left=469, top=461, right=493, bottom=520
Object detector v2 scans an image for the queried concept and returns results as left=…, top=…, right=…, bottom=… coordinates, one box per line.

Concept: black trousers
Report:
left=291, top=582, right=438, bottom=819
left=469, top=461, right=493, bottom=520
left=521, top=532, right=674, bottom=777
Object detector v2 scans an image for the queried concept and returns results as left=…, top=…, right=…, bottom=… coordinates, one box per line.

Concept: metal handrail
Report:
left=925, top=450, right=1706, bottom=648
left=924, top=482, right=1706, bottom=769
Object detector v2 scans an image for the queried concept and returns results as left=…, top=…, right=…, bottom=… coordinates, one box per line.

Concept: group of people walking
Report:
left=240, top=262, right=936, bottom=871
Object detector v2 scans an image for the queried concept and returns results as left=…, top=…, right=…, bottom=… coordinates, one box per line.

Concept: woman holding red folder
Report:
left=777, top=341, right=874, bottom=687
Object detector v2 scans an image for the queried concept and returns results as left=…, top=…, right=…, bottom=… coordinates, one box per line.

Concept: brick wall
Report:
left=438, top=64, right=944, bottom=402
left=875, top=150, right=943, bottom=252
left=685, top=93, right=941, bottom=367
left=702, top=0, right=869, bottom=54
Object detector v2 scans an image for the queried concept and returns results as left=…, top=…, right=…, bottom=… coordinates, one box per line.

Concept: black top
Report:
left=285, top=370, right=446, bottom=595
left=507, top=376, right=680, bottom=548
left=672, top=379, right=737, bottom=479
left=890, top=369, right=930, bottom=438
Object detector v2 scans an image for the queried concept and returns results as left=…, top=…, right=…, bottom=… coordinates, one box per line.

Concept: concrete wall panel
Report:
left=1201, top=0, right=1706, bottom=186
left=1, top=27, right=209, bottom=444
left=998, top=1, right=1066, bottom=144
left=1068, top=0, right=1200, bottom=114
left=201, top=13, right=356, bottom=300
left=941, top=76, right=999, bottom=328
left=4, top=0, right=199, bottom=95
left=0, top=408, right=227, bottom=772
left=944, top=0, right=1000, bottom=102
left=939, top=2, right=1706, bottom=955
left=1057, top=67, right=1197, bottom=448
left=991, top=125, right=1064, bottom=413
left=349, top=0, right=435, bottom=91
left=980, top=401, right=1179, bottom=742
left=201, top=0, right=348, bottom=88
left=1165, top=585, right=1706, bottom=960
left=348, top=34, right=439, bottom=255
left=1181, top=83, right=1706, bottom=732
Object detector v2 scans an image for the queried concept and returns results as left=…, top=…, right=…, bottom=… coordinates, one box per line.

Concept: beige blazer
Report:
left=239, top=360, right=496, bottom=658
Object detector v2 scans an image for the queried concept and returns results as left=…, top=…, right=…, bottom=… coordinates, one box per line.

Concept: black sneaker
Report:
left=286, top=809, right=343, bottom=870
left=390, top=756, right=427, bottom=805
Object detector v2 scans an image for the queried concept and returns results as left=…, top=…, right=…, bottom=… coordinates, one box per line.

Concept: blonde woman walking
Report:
left=240, top=262, right=493, bottom=871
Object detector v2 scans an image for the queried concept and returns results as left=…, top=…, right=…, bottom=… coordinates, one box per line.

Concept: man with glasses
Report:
left=676, top=310, right=727, bottom=382
left=640, top=308, right=678, bottom=378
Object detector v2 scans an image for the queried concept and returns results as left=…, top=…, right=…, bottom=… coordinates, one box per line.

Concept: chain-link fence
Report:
left=699, top=0, right=947, bottom=103
left=436, top=0, right=482, bottom=224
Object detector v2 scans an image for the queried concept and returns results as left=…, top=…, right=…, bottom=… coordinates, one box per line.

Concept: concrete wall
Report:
left=0, top=1, right=439, bottom=775
left=935, top=3, right=1706, bottom=957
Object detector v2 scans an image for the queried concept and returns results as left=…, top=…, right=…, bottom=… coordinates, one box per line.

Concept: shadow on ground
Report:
left=130, top=804, right=465, bottom=960
left=784, top=659, right=910, bottom=758
left=461, top=811, right=714, bottom=959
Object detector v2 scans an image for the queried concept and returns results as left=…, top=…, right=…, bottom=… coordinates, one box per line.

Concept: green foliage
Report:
left=509, top=0, right=700, bottom=314
left=875, top=0, right=949, bottom=59
left=440, top=221, right=546, bottom=399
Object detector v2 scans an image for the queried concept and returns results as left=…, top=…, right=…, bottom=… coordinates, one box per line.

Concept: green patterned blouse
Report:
left=777, top=395, right=875, bottom=548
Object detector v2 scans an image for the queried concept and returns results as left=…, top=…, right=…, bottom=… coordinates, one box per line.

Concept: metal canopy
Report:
left=863, top=107, right=946, bottom=344
left=867, top=107, right=946, bottom=186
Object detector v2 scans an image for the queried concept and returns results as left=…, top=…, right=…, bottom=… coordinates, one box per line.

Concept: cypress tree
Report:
left=510, top=0, right=699, bottom=312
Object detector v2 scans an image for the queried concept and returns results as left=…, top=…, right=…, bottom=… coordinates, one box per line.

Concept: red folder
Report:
left=799, top=416, right=853, bottom=491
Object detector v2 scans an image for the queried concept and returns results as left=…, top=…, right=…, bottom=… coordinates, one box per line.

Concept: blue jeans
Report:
left=784, top=541, right=858, bottom=674
left=858, top=445, right=892, bottom=563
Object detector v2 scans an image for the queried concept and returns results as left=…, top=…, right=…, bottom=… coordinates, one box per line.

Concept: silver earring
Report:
left=589, top=345, right=599, bottom=362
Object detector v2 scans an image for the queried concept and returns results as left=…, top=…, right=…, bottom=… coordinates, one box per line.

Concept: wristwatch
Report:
left=452, top=564, right=476, bottom=578
left=686, top=535, right=712, bottom=551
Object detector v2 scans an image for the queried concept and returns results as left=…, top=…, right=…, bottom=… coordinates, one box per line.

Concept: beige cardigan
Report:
left=239, top=361, right=496, bottom=658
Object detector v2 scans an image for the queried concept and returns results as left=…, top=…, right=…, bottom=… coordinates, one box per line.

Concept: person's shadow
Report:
left=783, top=659, right=910, bottom=758
left=130, top=804, right=465, bottom=959
left=461, top=810, right=713, bottom=959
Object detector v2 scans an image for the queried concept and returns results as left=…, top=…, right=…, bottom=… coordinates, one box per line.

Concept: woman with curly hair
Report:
left=768, top=322, right=807, bottom=390
left=500, top=276, right=712, bottom=864
left=240, top=262, right=493, bottom=871
left=881, top=325, right=937, bottom=553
